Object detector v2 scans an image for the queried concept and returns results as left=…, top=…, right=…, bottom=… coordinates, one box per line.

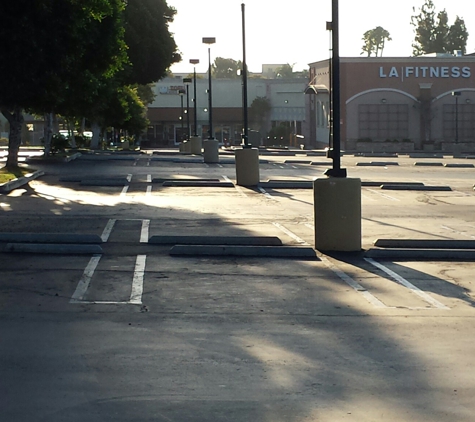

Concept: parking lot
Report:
left=1, top=149, right=475, bottom=421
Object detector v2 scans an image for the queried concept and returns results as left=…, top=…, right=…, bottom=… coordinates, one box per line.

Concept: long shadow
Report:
left=1, top=155, right=473, bottom=421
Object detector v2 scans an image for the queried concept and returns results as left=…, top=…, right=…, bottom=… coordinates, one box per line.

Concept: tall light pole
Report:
left=183, top=78, right=192, bottom=140
left=241, top=3, right=249, bottom=147
left=202, top=37, right=216, bottom=140
left=452, top=91, right=461, bottom=144
left=189, top=59, right=199, bottom=136
left=178, top=89, right=185, bottom=141
left=324, top=0, right=346, bottom=178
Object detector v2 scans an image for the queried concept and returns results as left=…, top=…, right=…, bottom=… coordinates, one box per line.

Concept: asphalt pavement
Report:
left=1, top=148, right=475, bottom=421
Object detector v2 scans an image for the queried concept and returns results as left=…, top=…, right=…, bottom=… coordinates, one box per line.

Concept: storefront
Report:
left=307, top=55, right=475, bottom=151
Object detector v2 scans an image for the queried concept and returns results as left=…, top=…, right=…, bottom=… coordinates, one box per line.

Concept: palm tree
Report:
left=361, top=27, right=392, bottom=57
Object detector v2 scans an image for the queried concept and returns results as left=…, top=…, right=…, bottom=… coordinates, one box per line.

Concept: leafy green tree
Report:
left=249, top=97, right=271, bottom=133
left=276, top=64, right=295, bottom=78
left=0, top=0, right=127, bottom=166
left=123, top=0, right=181, bottom=85
left=361, top=27, right=392, bottom=57
left=212, top=58, right=242, bottom=79
left=447, top=16, right=470, bottom=54
left=411, top=0, right=469, bottom=55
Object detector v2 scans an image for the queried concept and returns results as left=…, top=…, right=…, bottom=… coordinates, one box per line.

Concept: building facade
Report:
left=307, top=55, right=475, bottom=151
left=145, top=76, right=310, bottom=148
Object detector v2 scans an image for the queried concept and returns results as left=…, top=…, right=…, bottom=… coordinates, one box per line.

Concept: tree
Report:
left=361, top=27, right=392, bottom=57
left=123, top=0, right=181, bottom=85
left=411, top=0, right=469, bottom=55
left=0, top=0, right=127, bottom=166
left=276, top=64, right=295, bottom=78
left=447, top=16, right=470, bottom=54
left=249, top=97, right=271, bottom=133
left=212, top=58, right=242, bottom=79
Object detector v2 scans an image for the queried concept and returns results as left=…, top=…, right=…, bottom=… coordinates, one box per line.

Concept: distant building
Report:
left=307, top=55, right=475, bottom=151
left=146, top=74, right=310, bottom=148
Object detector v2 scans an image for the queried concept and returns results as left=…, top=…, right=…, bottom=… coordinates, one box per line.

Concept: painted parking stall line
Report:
left=129, top=255, right=146, bottom=304
left=101, top=219, right=116, bottom=242
left=70, top=255, right=102, bottom=303
left=140, top=220, right=150, bottom=243
left=272, top=223, right=388, bottom=309
left=364, top=258, right=450, bottom=310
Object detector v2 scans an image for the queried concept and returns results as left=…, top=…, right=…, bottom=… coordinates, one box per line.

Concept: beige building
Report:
left=307, top=55, right=475, bottom=151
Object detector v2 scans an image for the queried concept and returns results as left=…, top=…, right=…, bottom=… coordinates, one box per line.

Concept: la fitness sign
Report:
left=379, top=65, right=471, bottom=80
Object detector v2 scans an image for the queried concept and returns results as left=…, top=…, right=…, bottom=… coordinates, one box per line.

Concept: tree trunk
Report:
left=44, top=112, right=53, bottom=156
left=2, top=107, right=24, bottom=168
left=68, top=119, right=76, bottom=148
left=90, top=122, right=101, bottom=149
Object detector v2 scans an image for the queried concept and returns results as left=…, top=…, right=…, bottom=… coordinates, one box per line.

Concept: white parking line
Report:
left=101, top=219, right=116, bottom=242
left=364, top=258, right=450, bottom=310
left=222, top=175, right=248, bottom=197
left=367, top=189, right=400, bottom=201
left=258, top=187, right=275, bottom=200
left=130, top=255, right=146, bottom=304
left=146, top=185, right=152, bottom=197
left=146, top=174, right=152, bottom=183
left=120, top=186, right=129, bottom=197
left=441, top=225, right=475, bottom=239
left=70, top=255, right=102, bottom=303
left=140, top=219, right=150, bottom=243
left=272, top=222, right=308, bottom=244
left=273, top=223, right=388, bottom=308
left=320, top=255, right=388, bottom=309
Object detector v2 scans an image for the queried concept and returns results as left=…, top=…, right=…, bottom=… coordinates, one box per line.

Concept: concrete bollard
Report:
left=235, top=147, right=260, bottom=186
left=203, top=139, right=219, bottom=163
left=189, top=136, right=202, bottom=155
left=179, top=141, right=191, bottom=153
left=313, top=177, right=361, bottom=251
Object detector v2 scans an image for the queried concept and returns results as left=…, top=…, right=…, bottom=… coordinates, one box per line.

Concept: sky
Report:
left=166, top=0, right=475, bottom=74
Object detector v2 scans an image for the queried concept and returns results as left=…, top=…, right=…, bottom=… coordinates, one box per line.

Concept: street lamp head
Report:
left=452, top=91, right=462, bottom=96
left=189, top=59, right=200, bottom=65
left=202, top=37, right=216, bottom=45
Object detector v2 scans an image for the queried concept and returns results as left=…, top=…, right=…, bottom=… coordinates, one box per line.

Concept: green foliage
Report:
left=411, top=0, right=469, bottom=55
left=123, top=0, right=181, bottom=85
left=276, top=64, right=295, bottom=78
left=266, top=123, right=292, bottom=146
left=74, top=134, right=91, bottom=149
left=249, top=97, right=271, bottom=126
left=212, top=58, right=242, bottom=78
left=361, top=27, right=392, bottom=57
left=49, top=133, right=70, bottom=155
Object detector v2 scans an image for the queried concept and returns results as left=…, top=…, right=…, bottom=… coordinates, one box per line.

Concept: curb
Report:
left=0, top=233, right=102, bottom=244
left=169, top=245, right=317, bottom=258
left=0, top=170, right=44, bottom=193
left=374, top=239, right=475, bottom=249
left=4, top=243, right=103, bottom=254
left=149, top=235, right=282, bottom=246
left=365, top=248, right=475, bottom=260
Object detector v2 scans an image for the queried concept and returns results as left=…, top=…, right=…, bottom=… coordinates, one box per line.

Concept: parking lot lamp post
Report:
left=178, top=89, right=185, bottom=141
left=452, top=91, right=461, bottom=143
left=202, top=37, right=216, bottom=139
left=189, top=59, right=199, bottom=136
left=183, top=78, right=192, bottom=140
left=324, top=0, right=346, bottom=178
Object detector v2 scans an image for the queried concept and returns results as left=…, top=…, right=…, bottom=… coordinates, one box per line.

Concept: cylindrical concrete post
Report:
left=203, top=139, right=219, bottom=163
left=179, top=141, right=191, bottom=154
left=235, top=147, right=259, bottom=186
left=189, top=136, right=202, bottom=155
left=313, top=177, right=361, bottom=251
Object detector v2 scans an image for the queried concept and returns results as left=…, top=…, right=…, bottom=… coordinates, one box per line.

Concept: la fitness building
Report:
left=307, top=55, right=475, bottom=152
